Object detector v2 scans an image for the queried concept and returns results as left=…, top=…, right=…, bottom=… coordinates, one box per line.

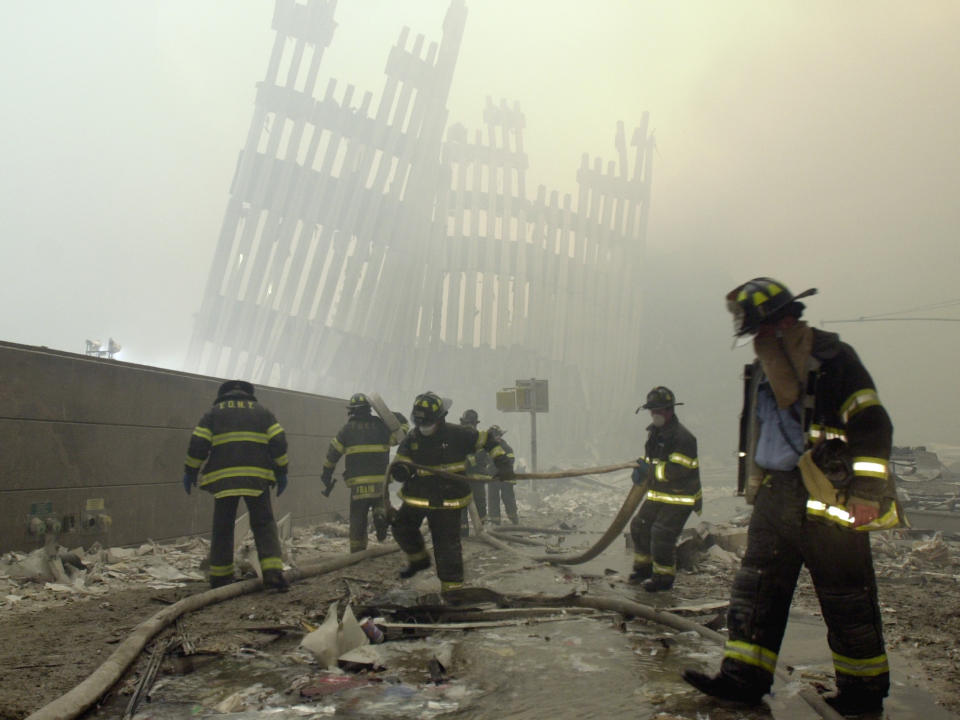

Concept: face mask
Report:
left=651, top=414, right=667, bottom=427
left=419, top=423, right=438, bottom=436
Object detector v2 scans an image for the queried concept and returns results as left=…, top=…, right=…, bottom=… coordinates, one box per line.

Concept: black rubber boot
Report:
left=642, top=574, right=675, bottom=592
left=628, top=565, right=652, bottom=584
left=399, top=557, right=431, bottom=579
left=262, top=570, right=289, bottom=593
left=681, top=669, right=765, bottom=705
left=209, top=575, right=235, bottom=590
left=824, top=691, right=884, bottom=716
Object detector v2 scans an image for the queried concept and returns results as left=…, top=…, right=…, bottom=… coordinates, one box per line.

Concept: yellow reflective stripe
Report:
left=211, top=431, right=268, bottom=446
left=345, top=444, right=390, bottom=454
left=724, top=640, right=778, bottom=674
left=441, top=581, right=464, bottom=591
left=322, top=459, right=336, bottom=469
left=807, top=499, right=854, bottom=526
left=633, top=553, right=651, bottom=564
left=201, top=466, right=275, bottom=484
left=406, top=549, right=430, bottom=563
left=840, top=389, right=881, bottom=423
left=274, top=454, right=289, bottom=467
left=852, top=457, right=888, bottom=479
left=395, top=454, right=413, bottom=464
left=208, top=564, right=234, bottom=577
left=260, top=557, right=284, bottom=572
left=646, top=489, right=702, bottom=506
left=398, top=490, right=471, bottom=509
left=415, top=462, right=467, bottom=475
left=192, top=426, right=212, bottom=441
left=668, top=452, right=699, bottom=469
left=652, top=562, right=676, bottom=576
left=331, top=438, right=345, bottom=453
left=475, top=430, right=488, bottom=451
left=808, top=424, right=847, bottom=442
left=213, top=488, right=264, bottom=498
left=832, top=651, right=889, bottom=677
left=345, top=475, right=386, bottom=486
left=185, top=456, right=204, bottom=469
left=488, top=446, right=506, bottom=459
left=267, top=423, right=284, bottom=439
left=654, top=461, right=666, bottom=481
left=857, top=503, right=901, bottom=531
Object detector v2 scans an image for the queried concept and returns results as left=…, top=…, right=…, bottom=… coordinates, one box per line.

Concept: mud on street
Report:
left=2, top=483, right=960, bottom=719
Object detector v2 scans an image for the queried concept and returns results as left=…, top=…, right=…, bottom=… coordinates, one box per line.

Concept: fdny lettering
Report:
left=218, top=401, right=255, bottom=409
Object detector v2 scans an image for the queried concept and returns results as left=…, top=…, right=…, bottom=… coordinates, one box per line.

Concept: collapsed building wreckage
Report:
left=184, top=0, right=654, bottom=464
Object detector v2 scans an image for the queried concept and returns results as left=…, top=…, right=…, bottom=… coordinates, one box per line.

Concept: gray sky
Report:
left=1, top=1, right=958, bottom=451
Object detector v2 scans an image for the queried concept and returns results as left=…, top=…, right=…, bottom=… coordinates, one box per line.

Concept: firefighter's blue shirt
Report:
left=755, top=382, right=804, bottom=471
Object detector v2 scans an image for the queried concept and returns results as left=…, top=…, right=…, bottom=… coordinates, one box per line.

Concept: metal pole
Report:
left=530, top=409, right=538, bottom=473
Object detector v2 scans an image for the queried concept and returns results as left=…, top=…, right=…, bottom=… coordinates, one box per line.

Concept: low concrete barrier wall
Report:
left=0, top=341, right=352, bottom=553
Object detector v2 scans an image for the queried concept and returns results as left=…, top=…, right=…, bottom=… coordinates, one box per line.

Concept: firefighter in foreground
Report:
left=683, top=278, right=900, bottom=716
left=629, top=386, right=702, bottom=592
left=321, top=393, right=396, bottom=552
left=390, top=392, right=514, bottom=595
left=183, top=380, right=289, bottom=591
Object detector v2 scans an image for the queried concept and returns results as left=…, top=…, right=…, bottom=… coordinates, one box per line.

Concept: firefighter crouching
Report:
left=683, top=277, right=899, bottom=716
left=321, top=393, right=395, bottom=553
left=629, top=386, right=702, bottom=592
left=390, top=392, right=515, bottom=595
left=183, top=380, right=289, bottom=592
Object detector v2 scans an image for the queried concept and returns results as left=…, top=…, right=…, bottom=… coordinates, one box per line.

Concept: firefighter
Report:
left=390, top=392, right=514, bottom=596
left=458, top=409, right=489, bottom=536
left=683, top=278, right=899, bottom=716
left=183, top=380, right=289, bottom=591
left=628, top=386, right=702, bottom=592
left=485, top=425, right=519, bottom=525
left=320, top=393, right=394, bottom=552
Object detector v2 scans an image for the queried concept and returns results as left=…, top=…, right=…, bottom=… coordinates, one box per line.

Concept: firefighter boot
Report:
left=399, top=556, right=432, bottom=579
left=824, top=690, right=884, bottom=716
left=642, top=573, right=674, bottom=592
left=209, top=575, right=234, bottom=590
left=262, top=569, right=289, bottom=593
left=681, top=669, right=765, bottom=706
left=628, top=565, right=652, bottom=584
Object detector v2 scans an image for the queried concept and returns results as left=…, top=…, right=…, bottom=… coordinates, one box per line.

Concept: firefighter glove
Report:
left=632, top=459, right=649, bottom=485
left=183, top=471, right=197, bottom=495
left=391, top=462, right=413, bottom=484
left=276, top=470, right=288, bottom=496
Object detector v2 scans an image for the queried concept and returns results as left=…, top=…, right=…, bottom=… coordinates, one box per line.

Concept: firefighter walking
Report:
left=683, top=277, right=900, bottom=716
left=183, top=380, right=289, bottom=591
left=629, top=386, right=702, bottom=592
left=390, top=392, right=514, bottom=596
left=321, top=393, right=395, bottom=553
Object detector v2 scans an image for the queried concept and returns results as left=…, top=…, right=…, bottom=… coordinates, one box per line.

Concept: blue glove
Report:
left=183, top=472, right=197, bottom=495
left=632, top=459, right=649, bottom=485
left=276, top=470, right=288, bottom=496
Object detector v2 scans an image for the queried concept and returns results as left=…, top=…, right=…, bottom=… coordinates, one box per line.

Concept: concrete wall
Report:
left=0, top=340, right=352, bottom=553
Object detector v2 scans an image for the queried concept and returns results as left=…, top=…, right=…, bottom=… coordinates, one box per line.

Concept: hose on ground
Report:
left=25, top=544, right=401, bottom=720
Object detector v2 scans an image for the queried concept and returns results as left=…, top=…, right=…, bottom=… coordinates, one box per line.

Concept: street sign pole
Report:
left=530, top=408, right=538, bottom=473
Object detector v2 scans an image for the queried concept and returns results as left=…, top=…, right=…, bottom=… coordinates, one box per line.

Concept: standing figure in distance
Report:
left=628, top=386, right=702, bottom=592
left=390, top=392, right=514, bottom=596
left=183, top=380, right=289, bottom=591
left=321, top=393, right=395, bottom=552
left=458, top=408, right=488, bottom=535
left=683, top=277, right=899, bottom=716
left=485, top=424, right=519, bottom=525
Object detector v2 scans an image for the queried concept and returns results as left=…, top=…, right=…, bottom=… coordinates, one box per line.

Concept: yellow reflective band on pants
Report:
left=441, top=580, right=464, bottom=592
left=633, top=552, right=651, bottom=565
left=723, top=640, right=778, bottom=674
left=406, top=549, right=430, bottom=563
left=260, top=556, right=284, bottom=571
left=652, top=561, right=675, bottom=576
left=399, top=491, right=472, bottom=509
left=852, top=457, right=888, bottom=479
left=832, top=651, right=889, bottom=677
left=209, top=563, right=235, bottom=578
left=646, top=489, right=701, bottom=505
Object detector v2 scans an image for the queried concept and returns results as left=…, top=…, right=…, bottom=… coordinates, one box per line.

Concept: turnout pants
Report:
left=488, top=480, right=518, bottom=522
left=720, top=469, right=889, bottom=699
left=629, top=499, right=692, bottom=579
left=349, top=497, right=389, bottom=552
left=393, top=502, right=464, bottom=590
left=209, top=492, right=283, bottom=587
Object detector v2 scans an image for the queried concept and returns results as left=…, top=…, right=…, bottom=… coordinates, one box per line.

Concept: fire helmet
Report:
left=412, top=392, right=447, bottom=426
left=640, top=386, right=683, bottom=411
left=460, top=409, right=479, bottom=426
left=726, top=277, right=817, bottom=339
left=348, top=393, right=371, bottom=414
left=217, top=380, right=255, bottom=398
